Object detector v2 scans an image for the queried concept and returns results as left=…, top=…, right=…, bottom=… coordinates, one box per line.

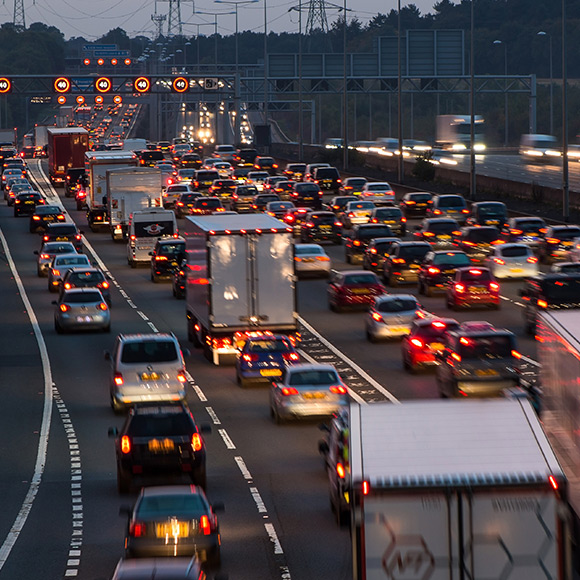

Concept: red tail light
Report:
left=191, top=433, right=203, bottom=451
left=489, top=282, right=499, bottom=292
left=427, top=266, right=440, bottom=274
left=493, top=258, right=505, bottom=265
left=527, top=256, right=538, bottom=264
left=281, top=387, right=299, bottom=396
left=97, top=302, right=108, bottom=311
left=454, top=283, right=465, bottom=293
left=392, top=258, right=405, bottom=264
left=537, top=299, right=548, bottom=308
left=121, top=435, right=131, bottom=454
left=451, top=352, right=462, bottom=362
left=114, top=373, right=124, bottom=386
left=336, top=462, right=346, bottom=479
left=40, top=253, right=49, bottom=259
left=32, top=215, right=41, bottom=221
left=283, top=352, right=300, bottom=361
left=155, top=255, right=168, bottom=261
left=199, top=515, right=211, bottom=535
left=410, top=338, right=423, bottom=348
left=242, top=353, right=258, bottom=362
left=130, top=522, right=146, bottom=536
left=461, top=209, right=469, bottom=214
left=511, top=350, right=522, bottom=359
left=177, top=371, right=187, bottom=383
left=59, top=303, right=70, bottom=312
left=371, top=311, right=383, bottom=322
left=75, top=234, right=82, bottom=240
left=546, top=238, right=559, bottom=244
left=329, top=385, right=347, bottom=394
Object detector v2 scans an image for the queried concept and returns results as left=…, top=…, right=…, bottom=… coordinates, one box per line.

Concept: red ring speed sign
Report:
left=113, top=95, right=122, bottom=104
left=0, top=77, right=11, bottom=93
left=57, top=95, right=67, bottom=104
left=94, top=95, right=104, bottom=104
left=134, top=76, right=151, bottom=93
left=76, top=95, right=85, bottom=105
left=54, top=77, right=71, bottom=93
left=172, top=77, right=189, bottom=93
left=95, top=76, right=112, bottom=93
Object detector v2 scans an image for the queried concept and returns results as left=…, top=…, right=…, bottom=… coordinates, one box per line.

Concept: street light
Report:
left=195, top=10, right=236, bottom=66
left=288, top=1, right=304, bottom=160
left=561, top=0, right=569, bottom=221
left=397, top=0, right=403, bottom=183
left=469, top=0, right=476, bottom=200
left=537, top=31, right=553, bottom=135
left=493, top=40, right=508, bottom=147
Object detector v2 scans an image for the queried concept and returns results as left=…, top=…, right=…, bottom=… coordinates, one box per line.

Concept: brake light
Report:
left=489, top=282, right=499, bottom=292
left=40, top=253, right=49, bottom=259
left=371, top=311, right=383, bottom=322
left=493, top=258, right=505, bottom=265
left=510, top=229, right=522, bottom=235
left=392, top=258, right=405, bottom=264
left=334, top=221, right=342, bottom=227
left=462, top=240, right=475, bottom=246
left=121, top=435, right=131, bottom=454
left=546, top=238, right=559, bottom=244
left=469, top=269, right=482, bottom=275
left=540, top=227, right=547, bottom=234
left=527, top=256, right=538, bottom=264
left=316, top=256, right=330, bottom=262
left=454, top=283, right=465, bottom=293
left=177, top=371, right=187, bottom=383
left=401, top=217, right=407, bottom=223
left=431, top=321, right=446, bottom=328
left=283, top=352, right=300, bottom=361
left=114, top=373, right=124, bottom=386
left=537, top=299, right=548, bottom=308
left=155, top=255, right=168, bottom=261
left=199, top=515, right=211, bottom=535
left=52, top=269, right=61, bottom=276
left=330, top=385, right=347, bottom=394
left=336, top=462, right=346, bottom=479
left=97, top=302, right=108, bottom=311
left=75, top=234, right=82, bottom=241
left=191, top=433, right=203, bottom=452
left=64, top=282, right=72, bottom=289
left=59, top=303, right=70, bottom=312
left=462, top=209, right=469, bottom=213
left=129, top=522, right=145, bottom=536
left=410, top=338, right=423, bottom=348
left=423, top=231, right=435, bottom=237
left=32, top=215, right=41, bottom=221
left=281, top=387, right=299, bottom=396
left=362, top=481, right=370, bottom=495
left=427, top=266, right=440, bottom=274
left=511, top=350, right=522, bottom=359
left=451, top=352, right=461, bottom=362
left=459, top=337, right=471, bottom=346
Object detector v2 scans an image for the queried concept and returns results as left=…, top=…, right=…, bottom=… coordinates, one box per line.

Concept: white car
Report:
left=485, top=243, right=539, bottom=279
left=246, top=171, right=270, bottom=192
left=550, top=262, right=580, bottom=274
left=213, top=161, right=233, bottom=178
left=294, top=244, right=331, bottom=277
left=365, top=294, right=425, bottom=342
left=360, top=182, right=396, bottom=205
left=163, top=183, right=193, bottom=208
left=342, top=200, right=375, bottom=228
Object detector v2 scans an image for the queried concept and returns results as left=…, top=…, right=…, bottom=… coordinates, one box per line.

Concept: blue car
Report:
left=236, top=334, right=299, bottom=388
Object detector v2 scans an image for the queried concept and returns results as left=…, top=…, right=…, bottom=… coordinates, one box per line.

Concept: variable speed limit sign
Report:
left=54, top=77, right=71, bottom=93
left=172, top=77, right=189, bottom=93
left=134, top=77, right=151, bottom=93
left=95, top=76, right=112, bottom=93
left=0, top=77, right=11, bottom=93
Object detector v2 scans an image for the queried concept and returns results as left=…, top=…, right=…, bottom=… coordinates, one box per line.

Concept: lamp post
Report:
left=469, top=0, right=476, bottom=200
left=215, top=0, right=258, bottom=72
left=397, top=0, right=404, bottom=183
left=263, top=0, right=268, bottom=133
left=561, top=0, right=569, bottom=221
left=195, top=10, right=235, bottom=66
left=537, top=31, right=553, bottom=135
left=342, top=0, right=348, bottom=169
left=493, top=40, right=508, bottom=147
left=288, top=1, right=304, bottom=160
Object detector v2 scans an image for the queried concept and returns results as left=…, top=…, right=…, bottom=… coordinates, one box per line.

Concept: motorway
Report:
left=0, top=158, right=542, bottom=580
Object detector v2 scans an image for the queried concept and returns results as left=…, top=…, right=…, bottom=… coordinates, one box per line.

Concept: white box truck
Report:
left=85, top=150, right=139, bottom=231
left=436, top=114, right=486, bottom=151
left=106, top=167, right=163, bottom=241
left=337, top=399, right=572, bottom=580
left=183, top=214, right=298, bottom=365
left=33, top=125, right=49, bottom=157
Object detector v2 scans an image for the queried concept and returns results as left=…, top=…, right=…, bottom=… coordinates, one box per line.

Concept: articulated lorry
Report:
left=321, top=398, right=573, bottom=580
left=84, top=150, right=138, bottom=231
left=106, top=167, right=163, bottom=240
left=184, top=214, right=298, bottom=365
left=47, top=127, right=89, bottom=186
left=0, top=127, right=17, bottom=148
left=436, top=114, right=486, bottom=151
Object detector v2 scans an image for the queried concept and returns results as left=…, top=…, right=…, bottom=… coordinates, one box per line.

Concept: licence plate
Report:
left=156, top=521, right=189, bottom=538
left=303, top=392, right=326, bottom=399
left=510, top=268, right=523, bottom=273
left=56, top=236, right=68, bottom=241
left=148, top=438, right=175, bottom=452
left=470, top=286, right=487, bottom=293
left=171, top=262, right=178, bottom=266
left=430, top=342, right=444, bottom=351
left=563, top=241, right=573, bottom=246
left=302, top=258, right=315, bottom=262
left=351, top=288, right=370, bottom=294
left=417, top=203, right=427, bottom=207
left=320, top=225, right=331, bottom=229
left=261, top=369, right=282, bottom=376
left=141, top=372, right=161, bottom=380
left=410, top=264, right=420, bottom=269
left=24, top=200, right=34, bottom=204
left=304, top=196, right=314, bottom=201
left=76, top=316, right=93, bottom=322
left=389, top=327, right=407, bottom=333
left=475, top=369, right=499, bottom=376
left=439, top=235, right=451, bottom=240
left=384, top=220, right=396, bottom=224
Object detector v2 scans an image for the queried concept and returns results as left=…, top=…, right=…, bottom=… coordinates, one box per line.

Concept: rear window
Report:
left=137, top=494, right=205, bottom=518
left=295, top=246, right=324, bottom=256
left=288, top=164, right=306, bottom=171
left=478, top=204, right=506, bottom=217
left=141, top=151, right=164, bottom=161
left=432, top=253, right=471, bottom=266
left=437, top=196, right=466, bottom=208
left=514, top=220, right=545, bottom=231
left=500, top=246, right=530, bottom=258
left=129, top=414, right=194, bottom=438
left=180, top=193, right=200, bottom=202
left=464, top=228, right=500, bottom=243
left=62, top=291, right=102, bottom=303
left=552, top=228, right=580, bottom=240
left=349, top=202, right=374, bottom=210
left=158, top=242, right=185, bottom=256
left=295, top=183, right=320, bottom=193
left=398, top=245, right=430, bottom=260
left=69, top=271, right=105, bottom=284
left=343, top=273, right=379, bottom=285
left=315, top=168, right=340, bottom=179
left=408, top=193, right=432, bottom=202
left=167, top=186, right=189, bottom=192
left=195, top=199, right=222, bottom=208
left=415, top=321, right=459, bottom=339
left=312, top=214, right=335, bottom=224
left=288, top=369, right=339, bottom=386
left=375, top=208, right=402, bottom=218
left=458, top=268, right=492, bottom=282
left=458, top=335, right=514, bottom=360
left=426, top=221, right=457, bottom=233
left=366, top=184, right=390, bottom=192
left=48, top=225, right=77, bottom=235
left=357, top=226, right=393, bottom=239
left=121, top=340, right=178, bottom=363
left=248, top=339, right=292, bottom=353
left=377, top=298, right=418, bottom=313
left=346, top=179, right=366, bottom=187
left=37, top=206, right=61, bottom=215
left=540, top=278, right=580, bottom=302
left=373, top=241, right=398, bottom=255
left=257, top=196, right=278, bottom=203
left=237, top=187, right=258, bottom=195
left=56, top=256, right=89, bottom=266
left=133, top=220, right=176, bottom=237
left=45, top=243, right=75, bottom=253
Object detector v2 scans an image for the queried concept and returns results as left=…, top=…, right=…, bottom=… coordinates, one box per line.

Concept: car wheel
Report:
left=425, top=283, right=433, bottom=298
left=345, top=252, right=351, bottom=264
left=103, top=324, right=111, bottom=333
left=417, top=279, right=424, bottom=295
left=192, top=465, right=207, bottom=490
left=491, top=301, right=501, bottom=310
left=37, top=267, right=43, bottom=277
left=116, top=465, right=131, bottom=494
left=366, top=329, right=377, bottom=343
left=151, top=271, right=158, bottom=283
left=54, top=320, right=63, bottom=334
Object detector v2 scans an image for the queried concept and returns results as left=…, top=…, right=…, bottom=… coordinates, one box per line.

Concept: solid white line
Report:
left=298, top=316, right=399, bottom=403
left=0, top=229, right=53, bottom=568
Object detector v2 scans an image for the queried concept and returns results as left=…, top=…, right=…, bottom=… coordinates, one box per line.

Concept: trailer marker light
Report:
left=362, top=481, right=370, bottom=495
left=549, top=475, right=558, bottom=490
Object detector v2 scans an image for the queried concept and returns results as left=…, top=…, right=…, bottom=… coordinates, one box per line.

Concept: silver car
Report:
left=270, top=363, right=349, bottom=423
left=34, top=242, right=77, bottom=277
left=47, top=253, right=91, bottom=292
left=485, top=243, right=539, bottom=279
left=294, top=243, right=331, bottom=277
left=365, top=294, right=426, bottom=342
left=53, top=288, right=110, bottom=333
left=105, top=333, right=188, bottom=412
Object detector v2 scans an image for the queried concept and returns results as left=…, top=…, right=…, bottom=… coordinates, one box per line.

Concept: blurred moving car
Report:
left=300, top=210, right=342, bottom=244
left=368, top=206, right=406, bottom=236
left=485, top=243, right=539, bottom=279
left=344, top=223, right=393, bottom=264
left=361, top=237, right=401, bottom=273
left=294, top=243, right=331, bottom=277
left=339, top=177, right=367, bottom=196
left=48, top=253, right=91, bottom=292
left=13, top=191, right=44, bottom=216
left=150, top=237, right=186, bottom=283
left=427, top=194, right=469, bottom=224
left=172, top=258, right=187, bottom=299
left=53, top=288, right=110, bottom=333
left=29, top=204, right=66, bottom=233
left=446, top=267, right=500, bottom=310
left=365, top=294, right=425, bottom=342
left=327, top=269, right=386, bottom=311
left=538, top=225, right=580, bottom=264
left=34, top=242, right=77, bottom=277
left=360, top=182, right=395, bottom=205
left=551, top=262, right=580, bottom=274
left=399, top=192, right=433, bottom=218
left=413, top=218, right=460, bottom=249
left=110, top=557, right=227, bottom=580
left=417, top=250, right=472, bottom=296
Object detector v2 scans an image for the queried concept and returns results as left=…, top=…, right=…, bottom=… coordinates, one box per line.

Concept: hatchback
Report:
left=163, top=184, right=193, bottom=208
left=34, top=242, right=77, bottom=277
left=360, top=182, right=395, bottom=205
left=300, top=210, right=342, bottom=244
left=283, top=163, right=306, bottom=181
left=252, top=193, right=280, bottom=212
left=48, top=253, right=91, bottom=292
left=265, top=201, right=295, bottom=219
left=485, top=243, right=539, bottom=279
left=329, top=195, right=357, bottom=215
left=365, top=294, right=425, bottom=342
left=272, top=180, right=296, bottom=201
left=60, top=267, right=111, bottom=305
left=538, top=225, right=580, bottom=264
left=427, top=194, right=469, bottom=224
left=53, top=288, right=110, bottom=333
left=339, top=177, right=367, bottom=196
left=174, top=193, right=203, bottom=218
left=290, top=182, right=323, bottom=209
left=14, top=191, right=44, bottom=216
left=414, top=218, right=460, bottom=249
left=312, top=166, right=342, bottom=193
left=150, top=237, right=186, bottom=282
left=327, top=270, right=386, bottom=311
left=368, top=206, right=406, bottom=236
left=29, top=204, right=66, bottom=233
left=294, top=243, right=331, bottom=277
left=466, top=201, right=508, bottom=228
left=190, top=197, right=225, bottom=215
left=282, top=207, right=310, bottom=235
left=454, top=226, right=503, bottom=263
left=246, top=171, right=270, bottom=191
left=361, top=237, right=401, bottom=273
left=43, top=223, right=84, bottom=252
left=400, top=192, right=433, bottom=218
left=446, top=267, right=500, bottom=310
left=417, top=250, right=472, bottom=296
left=344, top=224, right=394, bottom=264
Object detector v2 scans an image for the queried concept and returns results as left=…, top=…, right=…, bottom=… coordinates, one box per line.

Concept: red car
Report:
left=327, top=270, right=386, bottom=312
left=282, top=207, right=310, bottom=235
left=401, top=318, right=460, bottom=372
left=446, top=267, right=500, bottom=310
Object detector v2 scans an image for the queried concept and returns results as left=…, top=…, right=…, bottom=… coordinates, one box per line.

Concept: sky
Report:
left=0, top=0, right=440, bottom=41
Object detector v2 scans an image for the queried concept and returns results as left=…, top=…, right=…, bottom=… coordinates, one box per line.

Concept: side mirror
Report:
left=518, top=289, right=526, bottom=297
left=51, top=300, right=57, bottom=305
left=181, top=348, right=191, bottom=358
left=108, top=427, right=118, bottom=438
left=79, top=230, right=85, bottom=235
left=104, top=350, right=111, bottom=361
left=318, top=423, right=330, bottom=433
left=149, top=252, right=153, bottom=256
left=199, top=424, right=212, bottom=434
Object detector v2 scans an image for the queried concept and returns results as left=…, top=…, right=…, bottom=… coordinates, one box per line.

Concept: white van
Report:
left=519, top=134, right=561, bottom=162
left=127, top=207, right=178, bottom=267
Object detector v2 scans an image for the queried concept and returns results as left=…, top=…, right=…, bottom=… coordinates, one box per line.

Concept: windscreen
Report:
left=377, top=298, right=417, bottom=313
left=426, top=221, right=456, bottom=233
left=409, top=193, right=432, bottom=202
left=133, top=220, right=176, bottom=237
left=500, top=246, right=530, bottom=258
left=541, top=278, right=580, bottom=303
left=516, top=220, right=545, bottom=232
left=458, top=335, right=514, bottom=359
left=289, top=370, right=339, bottom=386
left=438, top=196, right=466, bottom=208
left=464, top=228, right=500, bottom=243
left=48, top=225, right=77, bottom=235
left=129, top=415, right=194, bottom=437
left=158, top=243, right=185, bottom=257
left=358, top=226, right=393, bottom=239
left=121, top=340, right=178, bottom=363
left=478, top=204, right=506, bottom=217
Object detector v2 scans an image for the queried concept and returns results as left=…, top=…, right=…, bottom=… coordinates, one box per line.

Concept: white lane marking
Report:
left=234, top=456, right=253, bottom=480
left=521, top=354, right=540, bottom=367
left=205, top=407, right=221, bottom=424
left=298, top=349, right=366, bottom=405
left=298, top=316, right=399, bottom=403
left=218, top=429, right=236, bottom=449
left=185, top=371, right=207, bottom=402
left=250, top=487, right=268, bottom=514
left=0, top=229, right=54, bottom=569
left=264, top=523, right=284, bottom=554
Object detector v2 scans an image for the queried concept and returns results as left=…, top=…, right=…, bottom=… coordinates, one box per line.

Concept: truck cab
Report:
left=127, top=208, right=178, bottom=268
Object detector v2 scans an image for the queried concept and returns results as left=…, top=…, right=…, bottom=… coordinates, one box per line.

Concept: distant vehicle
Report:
left=436, top=114, right=486, bottom=151
left=294, top=243, right=331, bottom=277
left=519, top=133, right=561, bottom=162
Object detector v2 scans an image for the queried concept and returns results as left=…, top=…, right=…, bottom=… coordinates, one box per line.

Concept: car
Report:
left=365, top=294, right=426, bottom=342
left=465, top=201, right=508, bottom=228
left=338, top=177, right=367, bottom=196
left=312, top=166, right=342, bottom=193
left=519, top=273, right=580, bottom=334
left=47, top=253, right=91, bottom=292
left=110, top=557, right=227, bottom=580
left=121, top=485, right=222, bottom=564
left=64, top=168, right=86, bottom=198
left=282, top=206, right=310, bottom=235
left=42, top=223, right=84, bottom=252
left=289, top=182, right=323, bottom=209
left=501, top=216, right=547, bottom=248
left=13, top=191, right=44, bottom=217
left=263, top=175, right=287, bottom=192
left=417, top=250, right=472, bottom=296
left=265, top=200, right=295, bottom=219
left=232, top=167, right=252, bottom=182
left=538, top=225, right=580, bottom=264
left=2, top=168, right=24, bottom=191
left=34, top=242, right=77, bottom=277
left=208, top=179, right=237, bottom=201
left=446, top=266, right=500, bottom=310
left=213, top=143, right=237, bottom=161
left=104, top=333, right=189, bottom=412
left=253, top=156, right=279, bottom=175
left=5, top=178, right=31, bottom=205
left=368, top=206, right=407, bottom=236
left=150, top=237, right=186, bottom=283
left=360, top=182, right=395, bottom=205
left=178, top=154, right=202, bottom=169
left=53, top=288, right=110, bottom=334
left=29, top=204, right=66, bottom=233
left=235, top=333, right=299, bottom=387
left=427, top=194, right=469, bottom=224
left=435, top=327, right=521, bottom=398
left=361, top=237, right=401, bottom=273
left=230, top=184, right=259, bottom=212
left=454, top=226, right=504, bottom=263
left=213, top=161, right=233, bottom=178
left=329, top=195, right=358, bottom=215
left=304, top=163, right=330, bottom=181
left=399, top=191, right=434, bottom=218
left=163, top=184, right=194, bottom=208
left=192, top=170, right=220, bottom=192
left=139, top=150, right=165, bottom=167
left=251, top=193, right=280, bottom=213
left=272, top=180, right=296, bottom=201
left=60, top=267, right=111, bottom=305
left=269, top=363, right=349, bottom=423
left=327, top=269, right=386, bottom=312
left=294, top=243, right=331, bottom=277
left=190, top=197, right=225, bottom=215
left=485, top=243, right=539, bottom=279
left=339, top=200, right=376, bottom=229
left=20, top=146, right=35, bottom=159
left=174, top=192, right=203, bottom=218
left=401, top=318, right=460, bottom=373
left=344, top=223, right=393, bottom=264
left=245, top=171, right=270, bottom=191
left=413, top=217, right=461, bottom=249
left=382, top=241, right=431, bottom=286
left=234, top=147, right=259, bottom=167
left=172, top=258, right=187, bottom=299
left=282, top=163, right=306, bottom=181
left=299, top=210, right=342, bottom=244
left=551, top=262, right=580, bottom=274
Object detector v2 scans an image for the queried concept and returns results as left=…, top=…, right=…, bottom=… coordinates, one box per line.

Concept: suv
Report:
left=538, top=225, right=580, bottom=264
left=300, top=211, right=342, bottom=244
left=382, top=241, right=431, bottom=286
left=105, top=333, right=189, bottom=413
left=312, top=166, right=342, bottom=194
left=192, top=169, right=220, bottom=191
left=108, top=402, right=209, bottom=492
left=290, top=182, right=323, bottom=209
left=454, top=226, right=502, bottom=263
left=150, top=237, right=186, bottom=282
left=519, top=273, right=580, bottom=334
left=213, top=144, right=236, bottom=161
left=466, top=201, right=508, bottom=228
left=344, top=224, right=394, bottom=264
left=139, top=150, right=165, bottom=166
left=436, top=328, right=521, bottom=398
left=42, top=223, right=83, bottom=252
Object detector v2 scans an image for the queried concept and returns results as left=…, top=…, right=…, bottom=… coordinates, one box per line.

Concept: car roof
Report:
left=448, top=327, right=514, bottom=338
left=414, top=317, right=458, bottom=328
left=141, top=485, right=204, bottom=498
left=375, top=293, right=416, bottom=302
left=61, top=287, right=103, bottom=296
left=286, top=363, right=338, bottom=373
left=295, top=243, right=326, bottom=251
left=119, top=332, right=176, bottom=342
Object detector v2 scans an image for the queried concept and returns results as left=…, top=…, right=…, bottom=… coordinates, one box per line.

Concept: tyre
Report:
left=366, top=329, right=377, bottom=343
left=103, top=324, right=111, bottom=333
left=110, top=392, right=124, bottom=414
left=116, top=466, right=131, bottom=494
left=206, top=547, right=221, bottom=568
left=151, top=271, right=158, bottom=283
left=129, top=260, right=136, bottom=269
left=425, top=283, right=433, bottom=298
left=54, top=320, right=63, bottom=334
left=345, top=252, right=351, bottom=264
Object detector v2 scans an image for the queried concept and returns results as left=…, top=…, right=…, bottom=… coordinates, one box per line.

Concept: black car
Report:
left=417, top=250, right=472, bottom=296
left=273, top=180, right=296, bottom=201
left=369, top=206, right=407, bottom=236
left=234, top=148, right=259, bottom=166
left=312, top=166, right=342, bottom=194
left=150, top=237, right=186, bottom=282
left=329, top=195, right=358, bottom=215
left=179, top=153, right=202, bottom=168
left=344, top=224, right=394, bottom=264
left=174, top=192, right=203, bottom=218
left=64, top=168, right=86, bottom=198
left=208, top=179, right=237, bottom=201
left=362, top=237, right=401, bottom=273
left=466, top=201, right=508, bottom=229
left=290, top=182, right=323, bottom=209
left=519, top=273, right=580, bottom=334
left=383, top=241, right=431, bottom=286
left=283, top=163, right=306, bottom=181
left=538, top=225, right=580, bottom=264
left=42, top=223, right=84, bottom=252
left=29, top=204, right=65, bottom=232
left=399, top=191, right=433, bottom=218
left=413, top=217, right=461, bottom=249
left=192, top=170, right=220, bottom=192
left=60, top=267, right=112, bottom=306
left=253, top=156, right=279, bottom=175
left=172, top=258, right=187, bottom=299
left=501, top=217, right=547, bottom=249
left=139, top=150, right=165, bottom=167
left=108, top=402, right=210, bottom=493
left=300, top=211, right=342, bottom=244
left=14, top=191, right=45, bottom=216
left=454, top=226, right=503, bottom=263
left=251, top=193, right=280, bottom=212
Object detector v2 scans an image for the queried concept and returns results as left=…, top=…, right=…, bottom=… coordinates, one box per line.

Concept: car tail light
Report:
left=121, top=435, right=131, bottom=454
left=242, top=353, right=259, bottom=362
left=405, top=200, right=416, bottom=205
left=392, top=258, right=405, bottom=264
left=57, top=214, right=65, bottom=220
left=433, top=209, right=442, bottom=215
left=423, top=231, right=435, bottom=237
left=459, top=337, right=471, bottom=346
left=493, top=258, right=505, bottom=265
left=155, top=255, right=168, bottom=261
left=489, top=282, right=499, bottom=292
left=75, top=234, right=82, bottom=241
left=510, top=229, right=523, bottom=235
left=462, top=209, right=469, bottom=214
left=410, top=338, right=423, bottom=348
left=336, top=462, right=346, bottom=479
left=427, top=266, right=440, bottom=274
left=527, top=256, right=538, bottom=264
left=546, top=238, right=559, bottom=244
left=401, top=217, right=407, bottom=223
left=371, top=311, right=383, bottom=322
left=511, top=350, right=522, bottom=359
left=97, top=302, right=108, bottom=311
left=462, top=240, right=475, bottom=246
left=59, top=304, right=70, bottom=312
left=330, top=385, right=347, bottom=394
left=199, top=515, right=211, bottom=535
left=129, top=522, right=146, bottom=536
left=283, top=352, right=300, bottom=361
left=281, top=387, right=299, bottom=396
left=451, top=352, right=462, bottom=362
left=32, top=215, right=41, bottom=221
left=101, top=281, right=110, bottom=289
left=469, top=269, right=482, bottom=275
left=64, top=282, right=72, bottom=289
left=540, top=227, right=547, bottom=234
left=334, top=221, right=342, bottom=227
left=191, top=433, right=203, bottom=451
left=114, top=373, right=124, bottom=386
left=40, top=253, right=49, bottom=259
left=537, top=299, right=548, bottom=308
left=454, top=283, right=465, bottom=293
left=316, top=256, right=330, bottom=262
left=491, top=239, right=505, bottom=245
